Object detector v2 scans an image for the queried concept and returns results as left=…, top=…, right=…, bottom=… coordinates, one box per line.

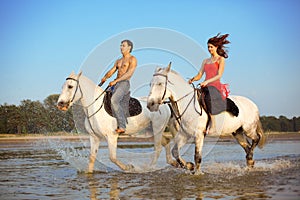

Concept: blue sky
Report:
left=0, top=0, right=299, bottom=118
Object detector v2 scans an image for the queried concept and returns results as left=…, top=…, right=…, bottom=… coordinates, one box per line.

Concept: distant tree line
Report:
left=260, top=116, right=300, bottom=132
left=0, top=94, right=299, bottom=134
left=0, top=95, right=75, bottom=134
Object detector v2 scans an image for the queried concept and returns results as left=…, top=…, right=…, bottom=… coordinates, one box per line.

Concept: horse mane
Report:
left=156, top=67, right=183, bottom=78
left=68, top=72, right=104, bottom=93
left=168, top=69, right=190, bottom=87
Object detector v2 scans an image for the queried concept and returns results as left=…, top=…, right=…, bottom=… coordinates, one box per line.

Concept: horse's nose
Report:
left=147, top=99, right=155, bottom=110
left=147, top=99, right=159, bottom=112
left=57, top=101, right=64, bottom=107
left=57, top=101, right=67, bottom=110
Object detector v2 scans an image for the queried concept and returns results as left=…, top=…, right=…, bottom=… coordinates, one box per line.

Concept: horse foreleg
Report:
left=107, top=135, right=134, bottom=171
left=87, top=135, right=100, bottom=173
left=171, top=132, right=188, bottom=168
left=150, top=131, right=163, bottom=167
left=194, top=133, right=205, bottom=175
left=162, top=135, right=178, bottom=167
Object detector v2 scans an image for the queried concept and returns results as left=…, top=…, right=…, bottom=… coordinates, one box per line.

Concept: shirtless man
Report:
left=99, top=40, right=137, bottom=134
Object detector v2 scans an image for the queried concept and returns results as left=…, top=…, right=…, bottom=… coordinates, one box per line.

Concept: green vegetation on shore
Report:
left=0, top=132, right=85, bottom=138
left=0, top=94, right=299, bottom=134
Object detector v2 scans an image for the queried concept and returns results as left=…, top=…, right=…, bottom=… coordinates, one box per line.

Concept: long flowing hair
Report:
left=208, top=33, right=230, bottom=58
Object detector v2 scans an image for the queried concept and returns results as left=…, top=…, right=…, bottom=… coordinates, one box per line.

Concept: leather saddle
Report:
left=196, top=87, right=239, bottom=116
left=103, top=91, right=142, bottom=118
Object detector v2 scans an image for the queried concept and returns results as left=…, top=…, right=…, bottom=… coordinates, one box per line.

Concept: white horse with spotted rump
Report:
left=57, top=71, right=177, bottom=172
left=147, top=63, right=266, bottom=175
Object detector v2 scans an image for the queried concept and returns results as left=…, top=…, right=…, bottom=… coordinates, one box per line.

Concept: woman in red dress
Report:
left=189, top=33, right=233, bottom=135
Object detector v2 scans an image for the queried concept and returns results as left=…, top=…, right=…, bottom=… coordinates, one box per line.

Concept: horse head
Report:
left=147, top=62, right=172, bottom=112
left=57, top=71, right=83, bottom=111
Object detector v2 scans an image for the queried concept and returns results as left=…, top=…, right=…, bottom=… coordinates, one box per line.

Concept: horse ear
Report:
left=166, top=62, right=172, bottom=72
left=78, top=71, right=83, bottom=78
left=70, top=71, right=75, bottom=76
left=155, top=67, right=162, bottom=72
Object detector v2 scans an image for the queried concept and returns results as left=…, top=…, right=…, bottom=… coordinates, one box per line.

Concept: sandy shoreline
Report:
left=0, top=132, right=299, bottom=143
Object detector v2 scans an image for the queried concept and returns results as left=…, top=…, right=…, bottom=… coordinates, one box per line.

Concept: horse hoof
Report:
left=185, top=162, right=195, bottom=171
left=169, top=160, right=180, bottom=168
left=125, top=164, right=135, bottom=172
left=84, top=169, right=93, bottom=174
left=194, top=170, right=204, bottom=176
left=247, top=159, right=255, bottom=168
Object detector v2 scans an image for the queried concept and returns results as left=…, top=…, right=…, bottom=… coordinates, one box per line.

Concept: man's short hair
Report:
left=122, top=39, right=133, bottom=53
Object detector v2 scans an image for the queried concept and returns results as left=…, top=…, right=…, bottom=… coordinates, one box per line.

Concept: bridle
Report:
left=152, top=73, right=169, bottom=101
left=66, top=77, right=83, bottom=104
left=151, top=72, right=203, bottom=126
left=65, top=76, right=109, bottom=134
left=66, top=77, right=108, bottom=110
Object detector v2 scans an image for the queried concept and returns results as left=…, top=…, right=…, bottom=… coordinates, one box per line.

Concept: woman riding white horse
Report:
left=147, top=63, right=266, bottom=175
left=57, top=71, right=177, bottom=172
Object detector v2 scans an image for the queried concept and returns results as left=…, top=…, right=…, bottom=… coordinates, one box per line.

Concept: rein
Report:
left=66, top=77, right=108, bottom=110
left=163, top=91, right=194, bottom=123
left=66, top=76, right=109, bottom=134
left=152, top=73, right=203, bottom=126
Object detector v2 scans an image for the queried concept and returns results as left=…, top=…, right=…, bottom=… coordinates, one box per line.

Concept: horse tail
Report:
left=257, top=120, right=266, bottom=149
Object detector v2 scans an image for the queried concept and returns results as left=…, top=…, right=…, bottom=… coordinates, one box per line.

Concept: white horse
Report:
left=57, top=71, right=177, bottom=173
left=147, top=63, right=266, bottom=175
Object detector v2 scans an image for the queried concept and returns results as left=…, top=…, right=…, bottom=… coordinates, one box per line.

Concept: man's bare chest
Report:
left=117, top=59, right=130, bottom=71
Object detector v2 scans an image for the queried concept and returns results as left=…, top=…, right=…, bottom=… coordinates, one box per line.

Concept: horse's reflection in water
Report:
left=87, top=174, right=119, bottom=200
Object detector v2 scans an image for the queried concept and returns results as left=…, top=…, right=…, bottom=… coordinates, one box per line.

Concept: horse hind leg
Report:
left=246, top=130, right=261, bottom=168
left=232, top=127, right=253, bottom=167
left=232, top=127, right=251, bottom=154
left=245, top=121, right=266, bottom=167
left=232, top=127, right=260, bottom=168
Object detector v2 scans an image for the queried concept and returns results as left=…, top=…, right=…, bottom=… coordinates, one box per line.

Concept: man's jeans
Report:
left=111, top=80, right=130, bottom=130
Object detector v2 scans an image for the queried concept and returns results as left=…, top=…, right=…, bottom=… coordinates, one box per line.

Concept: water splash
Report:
left=45, top=139, right=109, bottom=173
left=201, top=157, right=294, bottom=179
left=254, top=158, right=292, bottom=171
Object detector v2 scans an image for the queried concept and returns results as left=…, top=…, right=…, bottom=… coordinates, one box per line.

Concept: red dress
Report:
left=204, top=61, right=229, bottom=99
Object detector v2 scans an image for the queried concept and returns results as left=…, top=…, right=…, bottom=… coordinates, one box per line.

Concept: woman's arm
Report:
left=189, top=59, right=206, bottom=84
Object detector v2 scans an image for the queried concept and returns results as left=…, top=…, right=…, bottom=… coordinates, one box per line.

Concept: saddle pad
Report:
left=197, top=87, right=239, bottom=116
left=103, top=91, right=142, bottom=118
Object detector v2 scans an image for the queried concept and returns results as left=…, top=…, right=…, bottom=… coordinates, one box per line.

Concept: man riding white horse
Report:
left=99, top=40, right=137, bottom=134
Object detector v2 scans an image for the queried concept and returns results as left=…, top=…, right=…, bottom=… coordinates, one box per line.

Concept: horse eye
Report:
left=68, top=85, right=73, bottom=89
left=158, top=83, right=163, bottom=86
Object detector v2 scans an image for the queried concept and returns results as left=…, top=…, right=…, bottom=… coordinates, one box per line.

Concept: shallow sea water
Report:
left=0, top=137, right=299, bottom=199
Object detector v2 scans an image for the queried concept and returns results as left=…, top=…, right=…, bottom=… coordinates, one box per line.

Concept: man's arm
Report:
left=99, top=60, right=118, bottom=85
